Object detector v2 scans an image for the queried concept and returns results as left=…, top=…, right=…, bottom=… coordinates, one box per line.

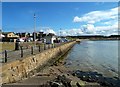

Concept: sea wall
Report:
left=0, top=41, right=76, bottom=84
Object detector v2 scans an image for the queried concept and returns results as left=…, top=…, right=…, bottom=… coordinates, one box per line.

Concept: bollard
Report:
left=52, top=44, right=54, bottom=48
left=31, top=46, right=33, bottom=54
left=49, top=44, right=51, bottom=48
left=20, top=46, right=23, bottom=57
left=52, top=44, right=53, bottom=48
left=15, top=40, right=20, bottom=50
left=44, top=44, right=46, bottom=50
left=4, top=50, right=7, bottom=63
left=39, top=45, right=41, bottom=52
left=48, top=44, right=50, bottom=49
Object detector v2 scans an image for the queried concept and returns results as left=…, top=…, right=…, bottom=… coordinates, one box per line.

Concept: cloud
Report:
left=59, top=20, right=118, bottom=36
left=82, top=24, right=95, bottom=33
left=72, top=7, right=118, bottom=36
left=73, top=16, right=81, bottom=23
left=73, top=7, right=118, bottom=24
left=45, top=29, right=56, bottom=35
left=81, top=21, right=118, bottom=36
left=58, top=28, right=83, bottom=36
left=40, top=27, right=56, bottom=35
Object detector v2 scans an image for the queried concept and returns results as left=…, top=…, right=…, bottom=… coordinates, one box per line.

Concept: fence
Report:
left=0, top=42, right=71, bottom=63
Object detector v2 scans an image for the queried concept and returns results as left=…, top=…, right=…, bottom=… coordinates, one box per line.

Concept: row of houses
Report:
left=0, top=31, right=68, bottom=44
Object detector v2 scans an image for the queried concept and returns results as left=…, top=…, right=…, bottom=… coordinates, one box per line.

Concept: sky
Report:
left=2, top=2, right=119, bottom=36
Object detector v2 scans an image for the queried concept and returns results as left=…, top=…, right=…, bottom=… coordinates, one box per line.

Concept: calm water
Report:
left=65, top=40, right=119, bottom=77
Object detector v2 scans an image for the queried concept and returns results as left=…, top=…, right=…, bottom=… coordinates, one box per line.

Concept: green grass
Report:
left=0, top=42, right=44, bottom=52
left=0, top=42, right=15, bottom=52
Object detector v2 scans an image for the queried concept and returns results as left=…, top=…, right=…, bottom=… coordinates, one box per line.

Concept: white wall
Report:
left=44, top=36, right=56, bottom=44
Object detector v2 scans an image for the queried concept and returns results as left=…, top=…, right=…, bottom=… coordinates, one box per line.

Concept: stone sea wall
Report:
left=0, top=41, right=76, bottom=84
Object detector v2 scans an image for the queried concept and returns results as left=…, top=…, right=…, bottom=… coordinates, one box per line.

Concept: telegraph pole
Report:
left=60, top=28, right=62, bottom=37
left=34, top=13, right=36, bottom=45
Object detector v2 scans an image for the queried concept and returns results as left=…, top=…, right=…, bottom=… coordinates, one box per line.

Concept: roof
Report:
left=0, top=34, right=5, bottom=38
left=47, top=33, right=56, bottom=36
left=2, top=32, right=14, bottom=35
left=0, top=34, right=5, bottom=37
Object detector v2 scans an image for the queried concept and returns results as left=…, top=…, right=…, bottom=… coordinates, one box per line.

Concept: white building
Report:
left=0, top=33, right=5, bottom=41
left=44, top=33, right=56, bottom=44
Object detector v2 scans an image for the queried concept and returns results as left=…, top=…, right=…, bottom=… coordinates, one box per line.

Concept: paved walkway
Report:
left=0, top=43, right=65, bottom=64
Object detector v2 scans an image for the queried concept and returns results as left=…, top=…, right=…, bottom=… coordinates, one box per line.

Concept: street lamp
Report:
left=60, top=28, right=62, bottom=37
left=34, top=13, right=36, bottom=43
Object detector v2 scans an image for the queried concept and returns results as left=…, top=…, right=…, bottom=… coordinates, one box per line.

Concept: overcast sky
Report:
left=2, top=2, right=118, bottom=36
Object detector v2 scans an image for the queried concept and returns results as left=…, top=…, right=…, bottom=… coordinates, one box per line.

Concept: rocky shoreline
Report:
left=35, top=65, right=120, bottom=87
left=3, top=51, right=120, bottom=87
left=33, top=54, right=120, bottom=87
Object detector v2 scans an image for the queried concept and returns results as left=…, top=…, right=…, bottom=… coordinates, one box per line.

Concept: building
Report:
left=0, top=34, right=5, bottom=41
left=60, top=37, right=69, bottom=42
left=2, top=32, right=19, bottom=38
left=16, top=32, right=30, bottom=38
left=37, top=32, right=44, bottom=41
left=2, top=32, right=19, bottom=42
left=44, top=33, right=56, bottom=44
left=0, top=30, right=4, bottom=42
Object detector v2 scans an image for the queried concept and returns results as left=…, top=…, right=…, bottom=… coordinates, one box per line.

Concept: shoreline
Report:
left=3, top=49, right=120, bottom=87
left=2, top=40, right=120, bottom=87
left=3, top=59, right=101, bottom=86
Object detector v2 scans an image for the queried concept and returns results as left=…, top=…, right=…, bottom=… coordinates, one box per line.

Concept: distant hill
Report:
left=67, top=35, right=120, bottom=40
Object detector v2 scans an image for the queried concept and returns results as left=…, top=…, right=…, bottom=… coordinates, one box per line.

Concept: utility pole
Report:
left=34, top=13, right=36, bottom=45
left=60, top=28, right=62, bottom=37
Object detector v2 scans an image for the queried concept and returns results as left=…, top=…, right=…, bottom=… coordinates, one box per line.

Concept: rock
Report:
left=49, top=81, right=63, bottom=87
left=70, top=81, right=76, bottom=86
left=77, top=81, right=86, bottom=87
left=48, top=75, right=72, bottom=87
left=76, top=82, right=81, bottom=87
left=53, top=63, right=58, bottom=66
left=57, top=75, right=71, bottom=87
left=63, top=62, right=67, bottom=65
left=66, top=61, right=72, bottom=66
left=36, top=73, right=50, bottom=76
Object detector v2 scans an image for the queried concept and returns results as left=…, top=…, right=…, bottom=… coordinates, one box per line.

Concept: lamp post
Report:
left=60, top=28, right=62, bottom=37
left=34, top=13, right=36, bottom=45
